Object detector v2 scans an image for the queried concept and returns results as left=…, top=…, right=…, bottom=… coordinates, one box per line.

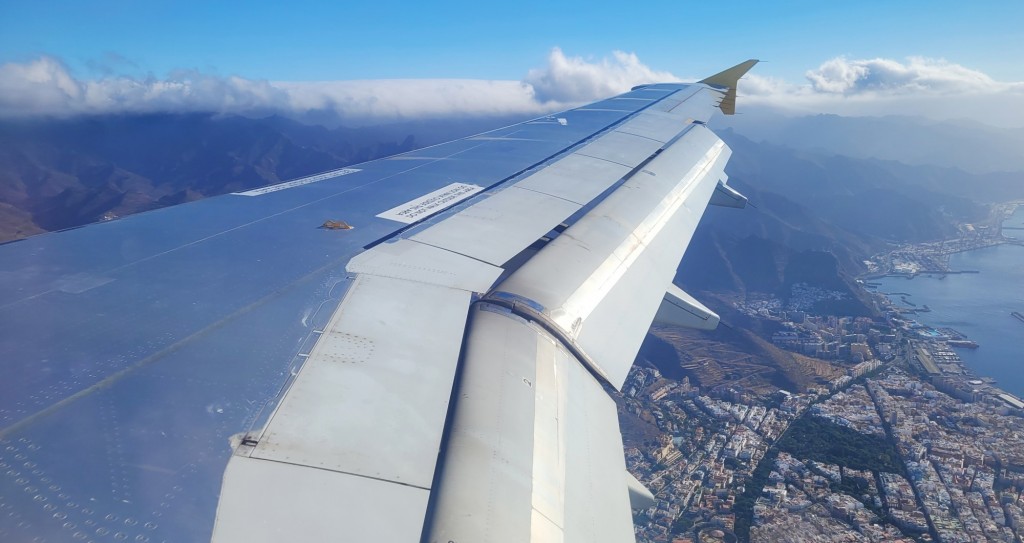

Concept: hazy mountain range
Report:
left=0, top=113, right=524, bottom=238
left=714, top=111, right=1024, bottom=175
left=677, top=127, right=1014, bottom=301
left=681, top=115, right=1023, bottom=310
left=1, top=111, right=1021, bottom=307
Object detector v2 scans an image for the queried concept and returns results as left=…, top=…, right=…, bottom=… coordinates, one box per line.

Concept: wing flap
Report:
left=492, top=124, right=731, bottom=388
left=212, top=456, right=429, bottom=542
left=424, top=304, right=634, bottom=543
left=654, top=283, right=721, bottom=330
left=710, top=178, right=748, bottom=208
left=213, top=265, right=484, bottom=540
left=247, top=274, right=473, bottom=486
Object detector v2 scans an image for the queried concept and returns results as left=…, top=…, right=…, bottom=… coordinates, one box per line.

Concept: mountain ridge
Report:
left=3, top=112, right=1022, bottom=306
left=712, top=110, right=1024, bottom=175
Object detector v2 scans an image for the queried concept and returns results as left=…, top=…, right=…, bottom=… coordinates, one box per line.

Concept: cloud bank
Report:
left=742, top=56, right=1024, bottom=126
left=1, top=51, right=1022, bottom=126
left=805, top=56, right=1007, bottom=94
left=0, top=48, right=675, bottom=123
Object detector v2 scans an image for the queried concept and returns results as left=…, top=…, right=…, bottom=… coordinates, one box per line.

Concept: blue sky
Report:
left=1, top=0, right=1023, bottom=125
left=1, top=0, right=1021, bottom=82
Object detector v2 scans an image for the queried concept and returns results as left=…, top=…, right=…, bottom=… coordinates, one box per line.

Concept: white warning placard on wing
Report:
left=376, top=182, right=483, bottom=224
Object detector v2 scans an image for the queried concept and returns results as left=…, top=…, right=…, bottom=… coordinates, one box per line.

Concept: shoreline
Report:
left=861, top=199, right=1024, bottom=282
left=863, top=203, right=1024, bottom=400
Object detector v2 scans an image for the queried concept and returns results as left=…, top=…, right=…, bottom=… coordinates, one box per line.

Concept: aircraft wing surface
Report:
left=0, top=61, right=755, bottom=542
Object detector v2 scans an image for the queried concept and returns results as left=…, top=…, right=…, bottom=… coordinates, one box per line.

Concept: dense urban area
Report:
left=625, top=205, right=1024, bottom=543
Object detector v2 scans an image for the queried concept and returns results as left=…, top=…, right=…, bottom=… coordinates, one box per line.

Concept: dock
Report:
left=915, top=345, right=942, bottom=375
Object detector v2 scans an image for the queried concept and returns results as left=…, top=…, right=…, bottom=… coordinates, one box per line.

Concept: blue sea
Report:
left=875, top=206, right=1024, bottom=396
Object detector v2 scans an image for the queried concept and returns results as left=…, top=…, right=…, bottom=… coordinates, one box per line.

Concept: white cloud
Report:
left=0, top=56, right=295, bottom=117
left=805, top=56, right=1011, bottom=95
left=524, top=47, right=679, bottom=103
left=739, top=56, right=1024, bottom=127
left=0, top=49, right=677, bottom=122
left=0, top=56, right=83, bottom=115
left=274, top=79, right=541, bottom=120
left=0, top=56, right=544, bottom=121
left=2, top=52, right=1022, bottom=127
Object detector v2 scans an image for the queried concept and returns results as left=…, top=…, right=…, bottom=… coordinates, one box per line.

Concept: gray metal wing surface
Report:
left=0, top=60, right=756, bottom=542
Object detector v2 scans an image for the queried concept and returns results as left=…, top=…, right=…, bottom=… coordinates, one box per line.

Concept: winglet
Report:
left=699, top=59, right=759, bottom=115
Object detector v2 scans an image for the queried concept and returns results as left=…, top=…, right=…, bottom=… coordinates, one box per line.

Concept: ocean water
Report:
left=875, top=206, right=1024, bottom=396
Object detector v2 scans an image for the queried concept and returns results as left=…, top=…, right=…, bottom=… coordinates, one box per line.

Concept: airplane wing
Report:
left=0, top=60, right=756, bottom=543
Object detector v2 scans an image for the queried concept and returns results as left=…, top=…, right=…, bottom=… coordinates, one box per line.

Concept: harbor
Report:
left=869, top=203, right=1024, bottom=398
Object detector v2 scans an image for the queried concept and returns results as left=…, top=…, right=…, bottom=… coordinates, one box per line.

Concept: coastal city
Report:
left=864, top=201, right=1024, bottom=278
left=623, top=205, right=1024, bottom=543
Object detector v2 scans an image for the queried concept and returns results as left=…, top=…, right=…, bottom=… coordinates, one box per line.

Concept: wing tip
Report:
left=700, top=59, right=760, bottom=115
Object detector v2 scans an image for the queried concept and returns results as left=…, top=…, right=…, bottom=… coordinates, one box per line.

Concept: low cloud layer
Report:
left=0, top=56, right=538, bottom=121
left=743, top=56, right=1024, bottom=126
left=0, top=56, right=293, bottom=118
left=1, top=51, right=1022, bottom=126
left=805, top=56, right=1009, bottom=95
left=0, top=49, right=675, bottom=123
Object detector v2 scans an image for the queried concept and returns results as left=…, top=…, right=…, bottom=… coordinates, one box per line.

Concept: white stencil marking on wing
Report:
left=376, top=182, right=483, bottom=224
left=233, top=168, right=362, bottom=196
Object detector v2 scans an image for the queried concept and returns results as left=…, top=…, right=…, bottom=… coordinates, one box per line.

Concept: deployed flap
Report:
left=425, top=305, right=635, bottom=543
left=492, top=125, right=732, bottom=389
left=710, top=179, right=748, bottom=208
left=212, top=457, right=428, bottom=542
left=699, top=59, right=759, bottom=115
left=654, top=284, right=720, bottom=330
left=626, top=472, right=656, bottom=510
left=215, top=238, right=502, bottom=540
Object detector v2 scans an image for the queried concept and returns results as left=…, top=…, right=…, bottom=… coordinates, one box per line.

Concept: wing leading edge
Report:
left=211, top=60, right=757, bottom=542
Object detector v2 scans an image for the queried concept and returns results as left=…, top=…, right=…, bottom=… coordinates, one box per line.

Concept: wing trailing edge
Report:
left=654, top=283, right=721, bottom=331
left=710, top=178, right=748, bottom=208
